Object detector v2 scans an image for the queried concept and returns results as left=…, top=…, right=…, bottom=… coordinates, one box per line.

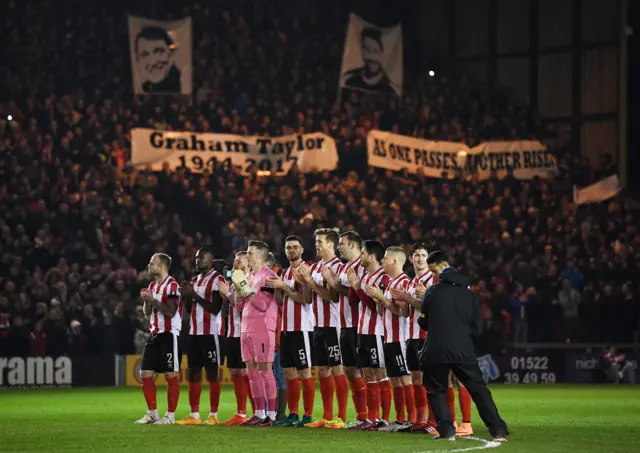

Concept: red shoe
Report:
left=405, top=422, right=429, bottom=433
left=222, top=414, right=248, bottom=426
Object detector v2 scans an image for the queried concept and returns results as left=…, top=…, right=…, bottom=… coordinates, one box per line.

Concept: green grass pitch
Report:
left=2, top=385, right=639, bottom=453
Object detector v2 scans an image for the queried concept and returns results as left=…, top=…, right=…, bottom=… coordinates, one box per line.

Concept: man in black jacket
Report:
left=418, top=251, right=509, bottom=442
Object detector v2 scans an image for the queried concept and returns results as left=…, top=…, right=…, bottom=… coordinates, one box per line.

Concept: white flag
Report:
left=339, top=14, right=403, bottom=96
left=128, top=16, right=192, bottom=95
left=574, top=175, right=621, bottom=205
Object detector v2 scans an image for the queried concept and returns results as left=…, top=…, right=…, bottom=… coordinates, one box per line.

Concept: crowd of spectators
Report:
left=1, top=0, right=638, bottom=358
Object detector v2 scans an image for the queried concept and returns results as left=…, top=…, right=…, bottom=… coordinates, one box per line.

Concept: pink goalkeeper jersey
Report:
left=235, top=265, right=278, bottom=334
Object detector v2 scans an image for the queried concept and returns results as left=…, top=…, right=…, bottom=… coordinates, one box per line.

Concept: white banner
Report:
left=130, top=129, right=339, bottom=174
left=367, top=130, right=558, bottom=180
left=339, top=14, right=403, bottom=96
left=574, top=175, right=620, bottom=205
left=128, top=16, right=192, bottom=95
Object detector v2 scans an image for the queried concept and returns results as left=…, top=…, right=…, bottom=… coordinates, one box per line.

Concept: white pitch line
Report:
left=414, top=436, right=503, bottom=453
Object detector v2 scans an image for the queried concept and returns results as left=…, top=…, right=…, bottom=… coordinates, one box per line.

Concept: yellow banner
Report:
left=125, top=355, right=234, bottom=387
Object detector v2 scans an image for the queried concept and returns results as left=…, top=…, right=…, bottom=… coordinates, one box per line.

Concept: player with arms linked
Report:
left=266, top=236, right=316, bottom=427
left=135, top=253, right=182, bottom=425
left=175, top=247, right=226, bottom=425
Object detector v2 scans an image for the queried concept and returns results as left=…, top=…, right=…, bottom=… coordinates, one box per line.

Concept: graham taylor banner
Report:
left=367, top=130, right=558, bottom=179
left=130, top=128, right=339, bottom=174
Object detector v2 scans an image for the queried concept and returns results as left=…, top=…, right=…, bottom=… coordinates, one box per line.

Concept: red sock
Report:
left=231, top=374, right=247, bottom=415
left=392, top=386, right=406, bottom=423
left=301, top=377, right=315, bottom=417
left=188, top=381, right=201, bottom=413
left=334, top=374, right=349, bottom=422
left=319, top=376, right=335, bottom=420
left=167, top=376, right=180, bottom=413
left=380, top=380, right=392, bottom=422
left=403, top=384, right=416, bottom=423
left=414, top=384, right=427, bottom=423
left=286, top=377, right=301, bottom=414
left=141, top=377, right=157, bottom=411
left=209, top=381, right=221, bottom=415
left=446, top=387, right=457, bottom=423
left=427, top=398, right=436, bottom=425
left=366, top=382, right=380, bottom=421
left=244, top=374, right=256, bottom=414
left=458, top=386, right=472, bottom=422
left=351, top=377, right=368, bottom=420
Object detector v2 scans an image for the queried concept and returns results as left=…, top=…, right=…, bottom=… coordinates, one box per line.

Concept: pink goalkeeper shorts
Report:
left=241, top=331, right=275, bottom=364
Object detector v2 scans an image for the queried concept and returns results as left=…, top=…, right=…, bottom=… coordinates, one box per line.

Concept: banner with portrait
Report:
left=128, top=16, right=192, bottom=95
left=339, top=13, right=403, bottom=96
left=367, top=130, right=557, bottom=180
left=130, top=128, right=339, bottom=174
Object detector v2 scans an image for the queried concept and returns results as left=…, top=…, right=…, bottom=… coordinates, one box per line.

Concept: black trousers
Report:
left=422, top=362, right=509, bottom=438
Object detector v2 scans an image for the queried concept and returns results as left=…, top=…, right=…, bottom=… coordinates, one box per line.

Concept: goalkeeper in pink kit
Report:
left=231, top=240, right=279, bottom=427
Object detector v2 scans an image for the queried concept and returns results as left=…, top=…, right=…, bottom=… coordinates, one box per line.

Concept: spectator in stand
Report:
left=46, top=299, right=69, bottom=356
left=510, top=284, right=528, bottom=344
left=602, top=347, right=636, bottom=384
left=68, top=320, right=86, bottom=354
left=558, top=279, right=581, bottom=342
left=491, top=283, right=511, bottom=345
left=101, top=310, right=120, bottom=355
left=28, top=320, right=48, bottom=357
left=560, top=260, right=584, bottom=290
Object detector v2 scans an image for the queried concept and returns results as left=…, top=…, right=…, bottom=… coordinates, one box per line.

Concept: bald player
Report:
left=365, top=246, right=415, bottom=432
left=135, top=253, right=182, bottom=425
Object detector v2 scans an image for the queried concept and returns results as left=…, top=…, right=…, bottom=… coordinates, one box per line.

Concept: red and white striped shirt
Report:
left=282, top=265, right=315, bottom=332
left=226, top=278, right=242, bottom=338
left=407, top=269, right=434, bottom=340
left=310, top=256, right=342, bottom=328
left=337, top=258, right=366, bottom=329
left=148, top=276, right=182, bottom=335
left=383, top=273, right=412, bottom=343
left=227, top=302, right=242, bottom=338
left=357, top=267, right=389, bottom=336
left=189, top=269, right=226, bottom=336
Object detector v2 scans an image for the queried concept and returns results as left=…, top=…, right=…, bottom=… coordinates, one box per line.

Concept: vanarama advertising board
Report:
left=0, top=357, right=72, bottom=387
